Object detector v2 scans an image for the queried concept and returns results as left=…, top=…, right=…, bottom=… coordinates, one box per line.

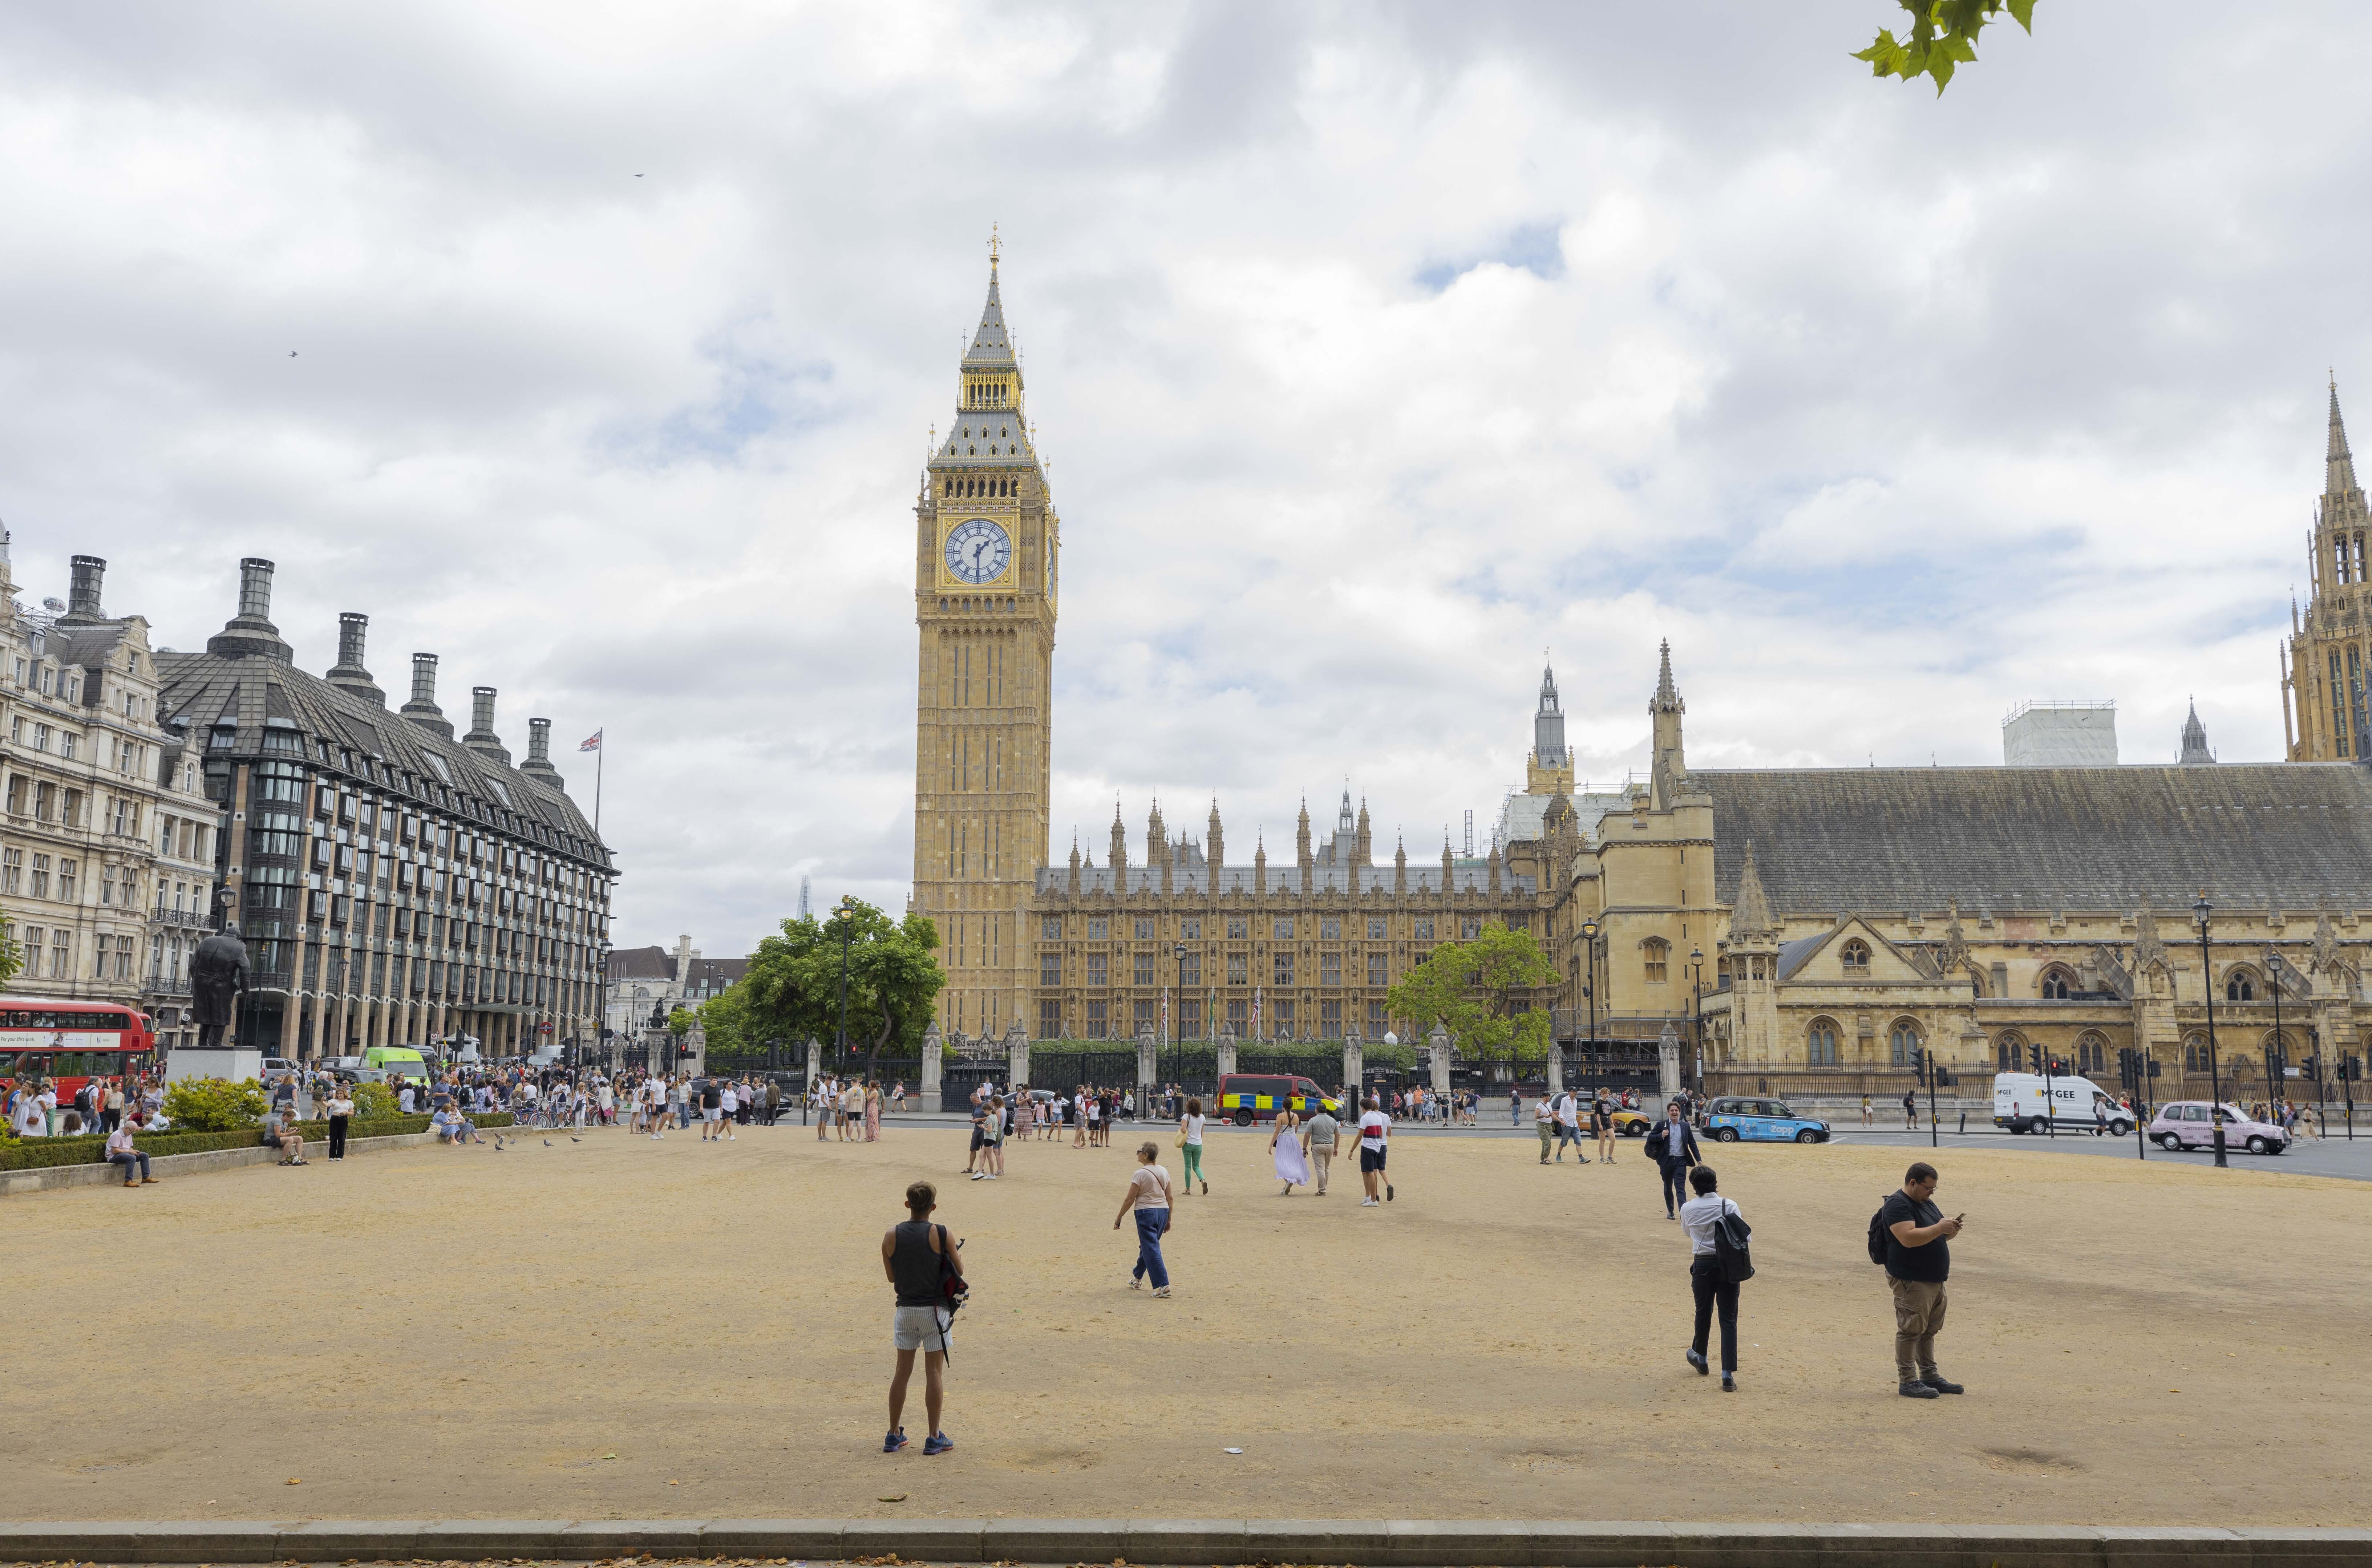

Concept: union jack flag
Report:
left=579, top=729, right=603, bottom=752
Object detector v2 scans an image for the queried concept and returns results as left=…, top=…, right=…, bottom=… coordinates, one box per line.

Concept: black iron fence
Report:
left=940, top=1063, right=1005, bottom=1114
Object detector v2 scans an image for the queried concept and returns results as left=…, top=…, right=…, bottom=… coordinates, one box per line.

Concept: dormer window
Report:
left=1841, top=939, right=1870, bottom=975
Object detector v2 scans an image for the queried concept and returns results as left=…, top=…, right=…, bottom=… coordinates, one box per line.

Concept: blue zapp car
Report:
left=1705, top=1096, right=1831, bottom=1144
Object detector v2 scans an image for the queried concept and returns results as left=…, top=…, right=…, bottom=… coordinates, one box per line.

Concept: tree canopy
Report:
left=1853, top=0, right=2035, bottom=94
left=1383, top=925, right=1557, bottom=1071
left=738, top=898, right=945, bottom=1077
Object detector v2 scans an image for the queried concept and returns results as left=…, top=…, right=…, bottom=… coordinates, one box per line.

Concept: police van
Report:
left=1992, top=1071, right=2129, bottom=1135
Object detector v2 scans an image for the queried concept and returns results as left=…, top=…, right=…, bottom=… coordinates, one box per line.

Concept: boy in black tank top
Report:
left=880, top=1181, right=963, bottom=1454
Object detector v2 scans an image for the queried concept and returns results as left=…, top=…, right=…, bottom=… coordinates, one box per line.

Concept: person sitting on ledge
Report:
left=266, top=1106, right=309, bottom=1166
left=105, top=1119, right=159, bottom=1187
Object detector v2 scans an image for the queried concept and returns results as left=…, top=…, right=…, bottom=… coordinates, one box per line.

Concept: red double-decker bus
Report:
left=0, top=998, right=159, bottom=1103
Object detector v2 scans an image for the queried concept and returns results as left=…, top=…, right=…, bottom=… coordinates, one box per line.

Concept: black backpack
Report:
left=1866, top=1196, right=1892, bottom=1266
left=1713, top=1204, right=1755, bottom=1285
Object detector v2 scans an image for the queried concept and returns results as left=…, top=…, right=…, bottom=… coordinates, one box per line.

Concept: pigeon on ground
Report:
left=543, top=1139, right=552, bottom=1147
left=571, top=1136, right=581, bottom=1143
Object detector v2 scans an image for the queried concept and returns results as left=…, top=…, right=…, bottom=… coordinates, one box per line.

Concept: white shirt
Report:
left=1679, top=1194, right=1740, bottom=1257
left=720, top=1088, right=738, bottom=1112
left=1358, top=1110, right=1391, bottom=1151
left=1181, top=1113, right=1203, bottom=1145
left=1554, top=1093, right=1578, bottom=1127
left=106, top=1125, right=136, bottom=1156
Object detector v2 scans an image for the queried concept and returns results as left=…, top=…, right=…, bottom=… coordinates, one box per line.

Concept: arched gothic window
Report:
left=1807, top=1018, right=1839, bottom=1066
left=2076, top=1033, right=2106, bottom=1075
left=1889, top=1019, right=1920, bottom=1066
left=2226, top=972, right=2256, bottom=1002
left=1995, top=1032, right=2024, bottom=1071
left=1841, top=939, right=1871, bottom=975
left=1642, top=938, right=1669, bottom=984
left=2040, top=968, right=2072, bottom=1000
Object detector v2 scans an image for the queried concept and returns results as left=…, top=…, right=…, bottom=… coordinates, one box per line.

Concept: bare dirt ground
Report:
left=6, top=1118, right=2368, bottom=1525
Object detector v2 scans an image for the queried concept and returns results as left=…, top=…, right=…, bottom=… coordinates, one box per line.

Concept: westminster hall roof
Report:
left=1696, top=763, right=2372, bottom=918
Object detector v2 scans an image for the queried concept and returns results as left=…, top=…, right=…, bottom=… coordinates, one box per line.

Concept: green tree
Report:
left=694, top=984, right=758, bottom=1068
left=1853, top=0, right=2035, bottom=94
left=667, top=1006, right=696, bottom=1040
left=741, top=899, right=944, bottom=1081
left=0, top=909, right=22, bottom=991
left=1384, top=925, right=1557, bottom=1079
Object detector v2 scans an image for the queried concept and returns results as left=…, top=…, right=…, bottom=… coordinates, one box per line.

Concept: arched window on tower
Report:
left=1641, top=938, right=1669, bottom=984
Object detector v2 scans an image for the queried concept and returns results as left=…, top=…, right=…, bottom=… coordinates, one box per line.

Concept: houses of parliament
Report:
left=911, top=253, right=2372, bottom=1097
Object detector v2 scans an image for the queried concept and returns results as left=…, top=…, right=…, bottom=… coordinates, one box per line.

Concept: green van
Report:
left=365, top=1046, right=429, bottom=1082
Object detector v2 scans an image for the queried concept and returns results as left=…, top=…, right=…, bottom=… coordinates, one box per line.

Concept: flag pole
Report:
left=594, top=732, right=603, bottom=837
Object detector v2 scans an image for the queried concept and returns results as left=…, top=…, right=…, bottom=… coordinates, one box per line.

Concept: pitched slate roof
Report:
left=157, top=645, right=607, bottom=866
left=1698, top=763, right=2372, bottom=917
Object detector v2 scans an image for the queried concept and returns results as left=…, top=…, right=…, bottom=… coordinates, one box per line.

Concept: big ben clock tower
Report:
left=912, top=236, right=1059, bottom=1039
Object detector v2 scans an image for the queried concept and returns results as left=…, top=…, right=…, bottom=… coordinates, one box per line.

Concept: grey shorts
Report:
left=893, top=1304, right=952, bottom=1352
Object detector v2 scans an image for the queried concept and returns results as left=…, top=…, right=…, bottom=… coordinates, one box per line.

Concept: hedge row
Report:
left=0, top=1111, right=515, bottom=1171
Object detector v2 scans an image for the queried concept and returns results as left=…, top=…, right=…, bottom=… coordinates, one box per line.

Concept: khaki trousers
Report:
left=1889, top=1276, right=1948, bottom=1382
left=1310, top=1147, right=1332, bottom=1193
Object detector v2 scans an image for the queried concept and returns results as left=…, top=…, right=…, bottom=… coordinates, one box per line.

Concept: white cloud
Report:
left=0, top=0, right=2352, bottom=957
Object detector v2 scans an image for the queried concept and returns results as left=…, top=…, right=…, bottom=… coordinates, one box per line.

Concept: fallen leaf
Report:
left=286, top=1478, right=302, bottom=1486
left=879, top=1494, right=907, bottom=1503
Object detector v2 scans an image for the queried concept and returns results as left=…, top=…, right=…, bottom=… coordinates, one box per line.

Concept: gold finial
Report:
left=989, top=222, right=1000, bottom=269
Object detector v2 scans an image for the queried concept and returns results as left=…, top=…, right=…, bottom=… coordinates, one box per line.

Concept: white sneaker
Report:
left=970, top=1171, right=987, bottom=1181
left=1361, top=1197, right=1378, bottom=1207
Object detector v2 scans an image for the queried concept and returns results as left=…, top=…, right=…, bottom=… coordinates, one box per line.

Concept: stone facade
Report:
left=911, top=242, right=1059, bottom=1042
left=1539, top=649, right=2372, bottom=1105
left=2288, top=381, right=2372, bottom=762
left=0, top=540, right=224, bottom=1048
left=157, top=559, right=613, bottom=1061
left=1024, top=793, right=1542, bottom=1045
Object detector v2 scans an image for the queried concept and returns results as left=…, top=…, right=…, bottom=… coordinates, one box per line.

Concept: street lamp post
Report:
left=1688, top=945, right=1706, bottom=1100
left=2194, top=892, right=2226, bottom=1168
left=1579, top=918, right=1601, bottom=1095
left=1170, top=941, right=1187, bottom=1109
left=2268, top=949, right=2287, bottom=1120
left=833, top=897, right=857, bottom=1076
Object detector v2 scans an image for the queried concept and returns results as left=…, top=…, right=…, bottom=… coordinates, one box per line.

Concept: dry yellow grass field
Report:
left=5, top=1120, right=2367, bottom=1524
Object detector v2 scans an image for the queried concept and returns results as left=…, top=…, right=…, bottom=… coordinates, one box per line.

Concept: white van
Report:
left=1993, top=1071, right=2129, bottom=1135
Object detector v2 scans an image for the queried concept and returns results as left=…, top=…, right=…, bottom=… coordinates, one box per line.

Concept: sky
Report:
left=0, top=1, right=2362, bottom=959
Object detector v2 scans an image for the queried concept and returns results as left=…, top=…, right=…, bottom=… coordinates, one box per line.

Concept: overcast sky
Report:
left=1, top=2, right=2359, bottom=958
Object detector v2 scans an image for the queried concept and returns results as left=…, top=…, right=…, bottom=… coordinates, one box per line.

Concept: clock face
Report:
left=944, top=516, right=1011, bottom=585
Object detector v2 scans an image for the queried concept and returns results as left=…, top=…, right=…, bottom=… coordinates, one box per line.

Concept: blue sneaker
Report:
left=883, top=1429, right=908, bottom=1453
left=923, top=1431, right=955, bottom=1455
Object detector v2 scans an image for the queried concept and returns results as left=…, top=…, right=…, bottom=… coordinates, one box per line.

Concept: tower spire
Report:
left=1653, top=638, right=1681, bottom=710
left=2178, top=699, right=2215, bottom=765
left=2330, top=374, right=2358, bottom=498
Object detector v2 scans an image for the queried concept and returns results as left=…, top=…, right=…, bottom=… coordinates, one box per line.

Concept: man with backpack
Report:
left=881, top=1180, right=963, bottom=1455
left=1645, top=1098, right=1700, bottom=1219
left=1873, top=1161, right=1964, bottom=1399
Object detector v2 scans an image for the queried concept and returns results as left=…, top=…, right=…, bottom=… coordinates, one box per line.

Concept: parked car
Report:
left=1610, top=1107, right=1652, bottom=1136
left=1704, top=1096, right=1833, bottom=1143
left=2148, top=1101, right=2290, bottom=1155
left=257, top=1057, right=299, bottom=1084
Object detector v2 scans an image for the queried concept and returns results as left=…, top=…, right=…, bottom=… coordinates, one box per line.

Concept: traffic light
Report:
left=2343, top=1054, right=2364, bottom=1083
left=2147, top=1057, right=2161, bottom=1079
left=2029, top=1043, right=2043, bottom=1073
left=2302, top=1055, right=2320, bottom=1081
left=1908, top=1045, right=1924, bottom=1074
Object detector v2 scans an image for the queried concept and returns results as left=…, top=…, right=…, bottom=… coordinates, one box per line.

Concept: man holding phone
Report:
left=1881, top=1161, right=1963, bottom=1399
